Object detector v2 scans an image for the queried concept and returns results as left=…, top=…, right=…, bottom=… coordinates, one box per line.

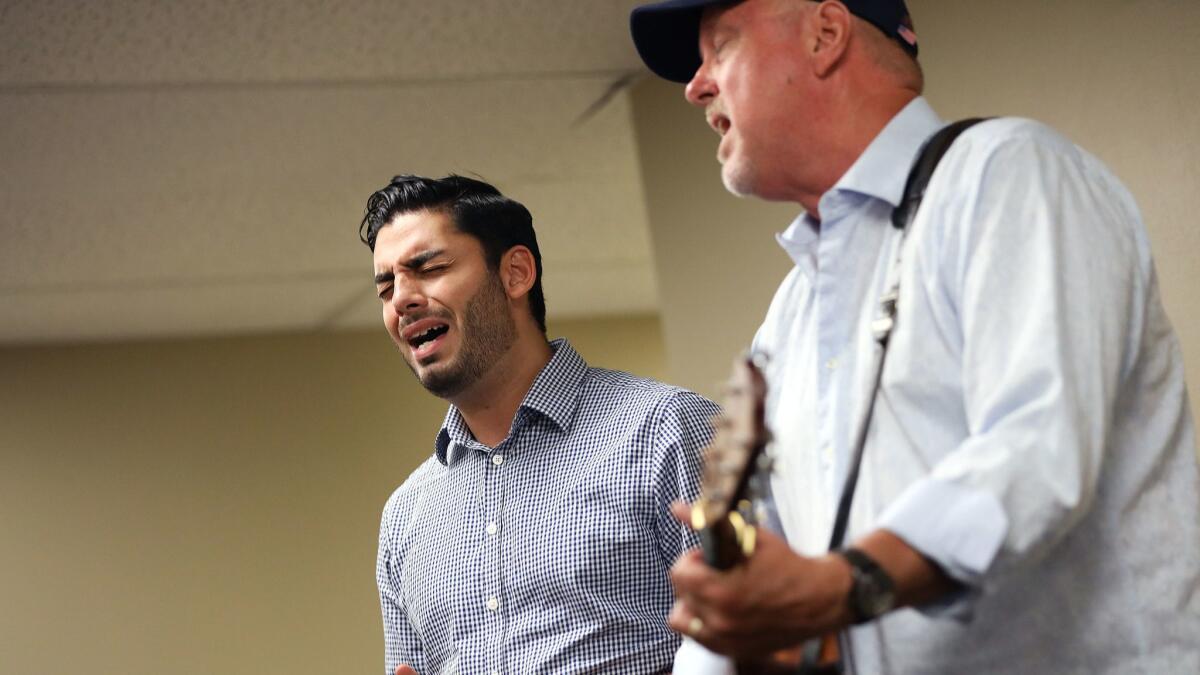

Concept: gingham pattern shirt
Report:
left=376, top=339, right=719, bottom=675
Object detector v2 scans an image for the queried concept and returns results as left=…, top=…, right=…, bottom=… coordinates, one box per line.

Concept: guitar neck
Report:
left=698, top=517, right=743, bottom=571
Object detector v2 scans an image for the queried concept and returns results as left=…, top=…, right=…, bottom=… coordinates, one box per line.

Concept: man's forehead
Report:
left=699, top=0, right=742, bottom=30
left=373, top=210, right=476, bottom=265
left=699, top=0, right=785, bottom=37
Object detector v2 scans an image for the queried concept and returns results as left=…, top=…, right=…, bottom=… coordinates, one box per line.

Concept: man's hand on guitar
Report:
left=667, top=501, right=853, bottom=659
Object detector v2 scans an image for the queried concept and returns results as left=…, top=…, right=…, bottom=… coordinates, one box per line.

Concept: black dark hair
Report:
left=359, top=174, right=546, bottom=333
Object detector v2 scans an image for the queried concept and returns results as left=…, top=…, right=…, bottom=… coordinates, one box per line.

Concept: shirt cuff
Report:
left=876, top=477, right=1008, bottom=619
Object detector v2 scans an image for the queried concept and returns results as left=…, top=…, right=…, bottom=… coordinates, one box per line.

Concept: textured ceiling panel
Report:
left=0, top=77, right=648, bottom=280
left=0, top=74, right=657, bottom=344
left=0, top=1, right=661, bottom=344
left=0, top=0, right=646, bottom=86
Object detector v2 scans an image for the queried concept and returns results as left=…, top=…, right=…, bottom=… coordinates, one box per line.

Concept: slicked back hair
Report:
left=360, top=174, right=547, bottom=334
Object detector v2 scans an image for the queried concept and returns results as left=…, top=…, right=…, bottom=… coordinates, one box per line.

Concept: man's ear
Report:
left=809, top=0, right=852, bottom=77
left=499, top=245, right=537, bottom=300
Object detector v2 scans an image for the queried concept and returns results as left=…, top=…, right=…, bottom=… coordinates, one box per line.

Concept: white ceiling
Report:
left=0, top=0, right=657, bottom=344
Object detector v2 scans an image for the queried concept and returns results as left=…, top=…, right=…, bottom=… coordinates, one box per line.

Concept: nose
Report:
left=390, top=277, right=428, bottom=316
left=684, top=61, right=716, bottom=107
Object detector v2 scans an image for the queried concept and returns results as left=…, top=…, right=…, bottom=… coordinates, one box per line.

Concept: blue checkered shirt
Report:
left=376, top=339, right=719, bottom=674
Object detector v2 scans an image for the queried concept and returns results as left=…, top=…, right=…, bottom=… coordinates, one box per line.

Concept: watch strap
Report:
left=838, top=547, right=896, bottom=624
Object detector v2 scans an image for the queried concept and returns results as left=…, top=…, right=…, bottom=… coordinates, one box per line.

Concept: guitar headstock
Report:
left=693, top=353, right=770, bottom=570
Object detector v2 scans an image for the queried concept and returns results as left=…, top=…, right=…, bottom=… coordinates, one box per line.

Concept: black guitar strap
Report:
left=796, top=118, right=991, bottom=675
left=827, top=117, right=991, bottom=552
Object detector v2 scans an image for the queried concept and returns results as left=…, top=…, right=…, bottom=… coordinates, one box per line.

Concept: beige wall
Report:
left=0, top=315, right=667, bottom=675
left=631, top=0, right=1200, bottom=431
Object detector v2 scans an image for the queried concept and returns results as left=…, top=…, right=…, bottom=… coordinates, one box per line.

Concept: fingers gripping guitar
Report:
left=669, top=355, right=850, bottom=673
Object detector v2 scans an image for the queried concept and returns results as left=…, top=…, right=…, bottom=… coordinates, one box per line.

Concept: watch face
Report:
left=859, top=579, right=896, bottom=618
left=845, top=549, right=897, bottom=622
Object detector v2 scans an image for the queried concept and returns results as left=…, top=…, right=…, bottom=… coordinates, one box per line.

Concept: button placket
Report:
left=815, top=229, right=842, bottom=494
left=483, top=447, right=506, bottom=671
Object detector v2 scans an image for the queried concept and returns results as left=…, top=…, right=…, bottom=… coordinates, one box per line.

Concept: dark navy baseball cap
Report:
left=630, top=0, right=919, bottom=83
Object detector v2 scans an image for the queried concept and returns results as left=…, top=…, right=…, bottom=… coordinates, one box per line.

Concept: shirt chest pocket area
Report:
left=525, top=478, right=654, bottom=600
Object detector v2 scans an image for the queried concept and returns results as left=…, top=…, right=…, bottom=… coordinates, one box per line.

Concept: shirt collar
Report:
left=775, top=96, right=943, bottom=270
left=434, top=337, right=587, bottom=465
left=837, top=96, right=944, bottom=207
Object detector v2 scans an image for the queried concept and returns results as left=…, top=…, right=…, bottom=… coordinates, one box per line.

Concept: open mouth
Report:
left=406, top=322, right=450, bottom=360
left=707, top=111, right=731, bottom=137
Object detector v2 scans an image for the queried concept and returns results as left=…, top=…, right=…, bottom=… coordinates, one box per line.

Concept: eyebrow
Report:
left=374, top=249, right=445, bottom=284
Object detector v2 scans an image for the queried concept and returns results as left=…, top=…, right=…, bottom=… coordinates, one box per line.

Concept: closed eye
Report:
left=711, top=27, right=736, bottom=59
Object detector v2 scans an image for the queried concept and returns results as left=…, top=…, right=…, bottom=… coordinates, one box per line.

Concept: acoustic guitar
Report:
left=692, top=354, right=842, bottom=675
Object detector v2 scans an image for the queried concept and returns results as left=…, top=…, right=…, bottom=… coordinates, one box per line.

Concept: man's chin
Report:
left=400, top=354, right=459, bottom=395
left=721, top=161, right=756, bottom=198
left=417, top=364, right=467, bottom=399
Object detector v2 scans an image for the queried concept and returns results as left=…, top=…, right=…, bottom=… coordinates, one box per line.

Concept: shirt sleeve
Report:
left=649, top=390, right=721, bottom=566
left=377, top=489, right=427, bottom=674
left=876, top=121, right=1151, bottom=613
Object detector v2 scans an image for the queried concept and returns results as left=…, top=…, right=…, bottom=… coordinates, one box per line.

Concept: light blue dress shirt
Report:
left=749, top=98, right=1200, bottom=673
left=377, top=339, right=718, bottom=674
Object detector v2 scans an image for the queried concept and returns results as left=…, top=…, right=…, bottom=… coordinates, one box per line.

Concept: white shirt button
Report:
left=486, top=596, right=500, bottom=611
left=491, top=454, right=505, bottom=466
left=486, top=522, right=498, bottom=536
left=825, top=358, right=839, bottom=370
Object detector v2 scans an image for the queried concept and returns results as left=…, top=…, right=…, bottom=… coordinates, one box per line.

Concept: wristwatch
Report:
left=837, top=547, right=896, bottom=624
